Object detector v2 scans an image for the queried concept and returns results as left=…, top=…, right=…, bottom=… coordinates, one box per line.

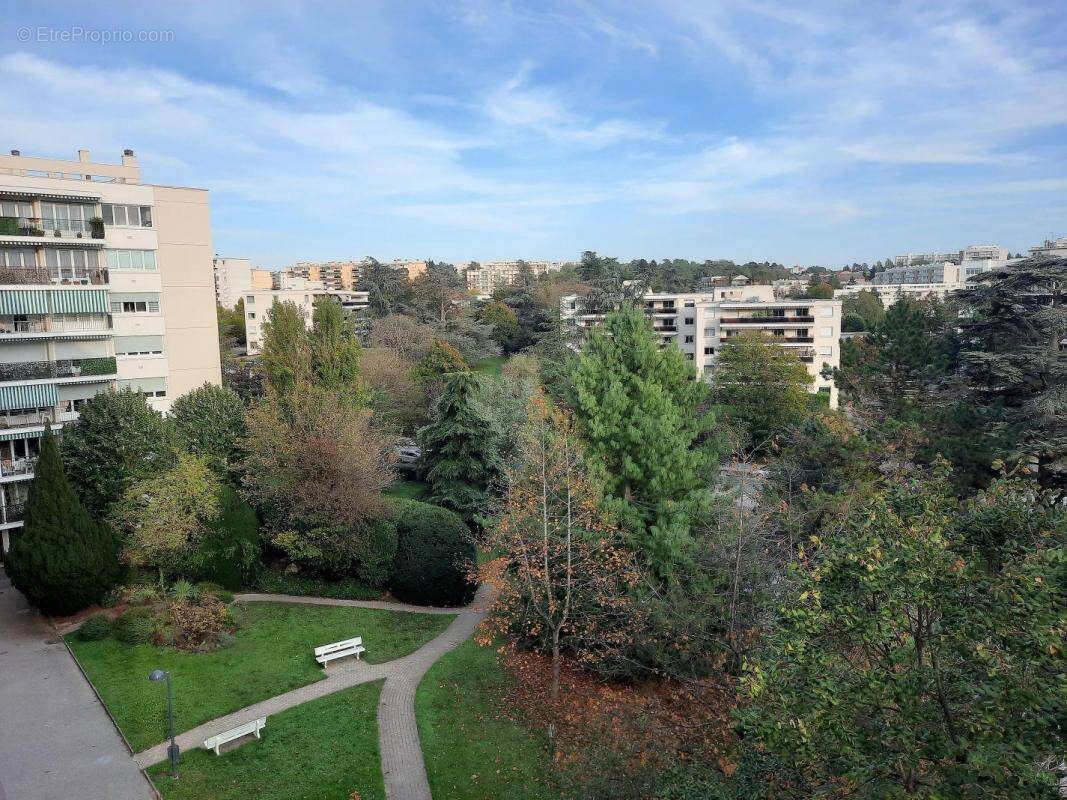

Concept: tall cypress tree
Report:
left=417, top=370, right=501, bottom=526
left=7, top=429, right=121, bottom=615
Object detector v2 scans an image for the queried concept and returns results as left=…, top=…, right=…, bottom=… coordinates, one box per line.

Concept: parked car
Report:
left=395, top=438, right=421, bottom=465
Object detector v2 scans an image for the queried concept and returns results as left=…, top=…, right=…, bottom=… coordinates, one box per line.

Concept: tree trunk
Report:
left=550, top=628, right=561, bottom=703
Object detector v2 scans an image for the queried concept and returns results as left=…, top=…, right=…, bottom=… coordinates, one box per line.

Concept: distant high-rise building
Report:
left=465, top=260, right=560, bottom=296
left=213, top=257, right=273, bottom=308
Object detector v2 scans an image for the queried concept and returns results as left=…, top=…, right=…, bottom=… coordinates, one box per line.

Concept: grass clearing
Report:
left=473, top=355, right=507, bottom=375
left=69, top=602, right=453, bottom=751
left=384, top=479, right=428, bottom=500
left=416, top=639, right=553, bottom=799
left=149, top=680, right=385, bottom=800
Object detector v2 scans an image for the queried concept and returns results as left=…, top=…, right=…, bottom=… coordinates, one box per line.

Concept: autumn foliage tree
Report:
left=481, top=396, right=643, bottom=702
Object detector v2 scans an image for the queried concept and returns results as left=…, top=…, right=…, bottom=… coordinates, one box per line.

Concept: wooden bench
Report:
left=203, top=717, right=266, bottom=755
left=314, top=636, right=366, bottom=668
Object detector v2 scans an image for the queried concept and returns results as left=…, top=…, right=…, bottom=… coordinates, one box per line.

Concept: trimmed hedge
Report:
left=75, top=613, right=113, bottom=641
left=353, top=518, right=398, bottom=588
left=390, top=499, right=476, bottom=607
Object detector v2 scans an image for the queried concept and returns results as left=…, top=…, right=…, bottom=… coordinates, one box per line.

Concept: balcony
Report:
left=0, top=409, right=56, bottom=429
left=1, top=503, right=25, bottom=525
left=0, top=357, right=117, bottom=383
left=0, top=216, right=104, bottom=241
left=0, top=457, right=37, bottom=479
left=0, top=266, right=108, bottom=286
left=719, top=315, right=815, bottom=324
left=0, top=316, right=111, bottom=337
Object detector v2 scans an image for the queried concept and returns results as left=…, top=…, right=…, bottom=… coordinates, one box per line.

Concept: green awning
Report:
left=0, top=290, right=50, bottom=315
left=0, top=383, right=57, bottom=411
left=51, top=289, right=109, bottom=314
left=0, top=428, right=48, bottom=442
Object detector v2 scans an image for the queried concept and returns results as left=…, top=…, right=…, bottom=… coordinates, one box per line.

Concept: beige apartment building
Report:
left=465, top=260, right=560, bottom=297
left=0, top=148, right=221, bottom=550
left=213, top=256, right=272, bottom=308
left=243, top=284, right=370, bottom=354
left=563, top=284, right=841, bottom=407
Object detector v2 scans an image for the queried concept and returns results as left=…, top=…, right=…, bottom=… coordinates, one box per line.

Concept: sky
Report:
left=2, top=1, right=1066, bottom=268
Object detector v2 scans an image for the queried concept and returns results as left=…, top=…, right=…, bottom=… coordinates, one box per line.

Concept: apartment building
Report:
left=562, top=284, right=841, bottom=407
left=1029, top=236, right=1067, bottom=258
left=283, top=261, right=363, bottom=292
left=243, top=285, right=370, bottom=354
left=0, top=148, right=221, bottom=551
left=390, top=259, right=427, bottom=282
left=465, top=260, right=559, bottom=296
left=213, top=256, right=272, bottom=308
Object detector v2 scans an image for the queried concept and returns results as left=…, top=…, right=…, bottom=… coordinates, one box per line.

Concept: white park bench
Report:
left=314, top=636, right=366, bottom=668
left=203, top=716, right=266, bottom=755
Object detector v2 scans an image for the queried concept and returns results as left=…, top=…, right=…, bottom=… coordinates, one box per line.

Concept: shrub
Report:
left=353, top=518, right=398, bottom=588
left=271, top=526, right=359, bottom=579
left=168, top=579, right=203, bottom=603
left=165, top=596, right=230, bottom=651
left=196, top=582, right=235, bottom=603
left=75, top=614, right=113, bottom=642
left=113, top=606, right=158, bottom=645
left=196, top=485, right=261, bottom=590
left=390, top=499, right=476, bottom=606
left=254, top=570, right=381, bottom=601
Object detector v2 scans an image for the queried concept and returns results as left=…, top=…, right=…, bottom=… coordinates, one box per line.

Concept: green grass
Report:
left=69, top=602, right=453, bottom=751
left=473, top=355, right=507, bottom=375
left=416, top=639, right=553, bottom=799
left=149, top=680, right=385, bottom=800
left=384, top=479, right=428, bottom=500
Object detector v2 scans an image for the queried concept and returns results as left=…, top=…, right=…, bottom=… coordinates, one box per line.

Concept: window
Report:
left=704, top=346, right=715, bottom=355
left=684, top=335, right=694, bottom=343
left=684, top=301, right=695, bottom=308
left=684, top=317, right=694, bottom=325
left=685, top=353, right=694, bottom=360
left=819, top=346, right=833, bottom=355
left=122, top=301, right=149, bottom=313
left=248, top=312, right=256, bottom=320
left=820, top=306, right=834, bottom=317
left=0, top=248, right=35, bottom=268
left=40, top=202, right=90, bottom=232
left=101, top=204, right=153, bottom=227
left=0, top=201, right=32, bottom=219
left=820, top=326, right=833, bottom=337
left=246, top=295, right=255, bottom=304
left=106, top=250, right=157, bottom=270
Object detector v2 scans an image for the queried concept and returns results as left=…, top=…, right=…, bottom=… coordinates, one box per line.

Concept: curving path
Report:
left=133, top=585, right=495, bottom=800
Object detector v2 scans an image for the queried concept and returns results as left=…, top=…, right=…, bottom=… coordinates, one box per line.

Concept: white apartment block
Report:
left=842, top=248, right=1021, bottom=306
left=243, top=286, right=369, bottom=354
left=0, top=148, right=221, bottom=550
left=465, top=260, right=560, bottom=296
left=213, top=256, right=272, bottom=308
left=562, top=284, right=842, bottom=408
left=1029, top=236, right=1067, bottom=258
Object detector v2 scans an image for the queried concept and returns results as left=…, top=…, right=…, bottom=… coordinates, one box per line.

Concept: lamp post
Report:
left=148, top=669, right=179, bottom=777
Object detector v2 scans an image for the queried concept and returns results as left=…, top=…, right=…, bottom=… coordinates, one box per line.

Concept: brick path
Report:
left=133, top=586, right=495, bottom=800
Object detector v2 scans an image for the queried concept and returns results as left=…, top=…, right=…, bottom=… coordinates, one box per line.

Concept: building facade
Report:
left=1029, top=236, right=1067, bottom=259
left=0, top=148, right=221, bottom=550
left=243, top=286, right=370, bottom=354
left=465, top=260, right=560, bottom=296
left=562, top=285, right=842, bottom=407
left=212, top=257, right=272, bottom=308
left=844, top=247, right=1020, bottom=306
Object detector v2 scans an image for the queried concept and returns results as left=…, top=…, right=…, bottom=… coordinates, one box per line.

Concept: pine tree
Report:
left=417, top=371, right=501, bottom=525
left=7, top=429, right=121, bottom=615
left=571, top=309, right=719, bottom=575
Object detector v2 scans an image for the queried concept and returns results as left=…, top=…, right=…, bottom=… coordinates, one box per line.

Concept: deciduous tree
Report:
left=169, top=383, right=247, bottom=472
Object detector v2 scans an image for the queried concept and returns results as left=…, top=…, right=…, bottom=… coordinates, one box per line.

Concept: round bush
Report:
left=113, top=606, right=158, bottom=645
left=353, top=518, right=398, bottom=588
left=75, top=613, right=113, bottom=641
left=390, top=499, right=476, bottom=606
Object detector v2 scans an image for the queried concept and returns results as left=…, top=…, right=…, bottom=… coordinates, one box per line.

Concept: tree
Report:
left=744, top=464, right=1066, bottom=799
left=6, top=429, right=121, bottom=615
left=956, top=257, right=1067, bottom=486
left=412, top=338, right=469, bottom=395
left=712, top=332, right=813, bottom=450
left=804, top=282, right=834, bottom=299
left=432, top=316, right=501, bottom=364
left=417, top=371, right=501, bottom=525
left=169, top=383, right=247, bottom=472
left=481, top=398, right=643, bottom=702
left=361, top=347, right=429, bottom=434
left=309, top=297, right=363, bottom=397
left=477, top=300, right=521, bottom=348
left=243, top=384, right=397, bottom=529
left=842, top=289, right=885, bottom=331
left=259, top=299, right=312, bottom=395
left=412, top=265, right=466, bottom=323
left=361, top=258, right=413, bottom=317
left=370, top=314, right=436, bottom=363
left=61, top=389, right=174, bottom=515
left=111, top=453, right=222, bottom=578
left=571, top=309, right=719, bottom=575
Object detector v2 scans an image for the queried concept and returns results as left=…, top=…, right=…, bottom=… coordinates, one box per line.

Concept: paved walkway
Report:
left=134, top=586, right=495, bottom=800
left=0, top=570, right=153, bottom=800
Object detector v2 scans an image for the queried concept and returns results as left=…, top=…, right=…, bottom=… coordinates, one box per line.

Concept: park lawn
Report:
left=473, top=355, right=507, bottom=375
left=416, top=639, right=554, bottom=799
left=149, top=680, right=385, bottom=800
left=69, top=602, right=453, bottom=751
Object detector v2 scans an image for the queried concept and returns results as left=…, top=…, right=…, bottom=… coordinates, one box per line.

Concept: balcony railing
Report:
left=654, top=326, right=678, bottom=333
left=0, top=216, right=104, bottom=239
left=719, top=316, right=815, bottom=324
left=0, top=266, right=108, bottom=286
left=0, top=410, right=55, bottom=428
left=0, top=317, right=111, bottom=335
left=0, top=356, right=117, bottom=383
left=0, top=457, right=37, bottom=478
left=1, top=503, right=25, bottom=524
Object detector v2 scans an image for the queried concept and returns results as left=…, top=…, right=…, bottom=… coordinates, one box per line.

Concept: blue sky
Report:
left=3, top=1, right=1066, bottom=267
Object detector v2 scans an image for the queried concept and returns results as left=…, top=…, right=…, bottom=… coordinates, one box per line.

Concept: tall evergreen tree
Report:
left=571, top=309, right=719, bottom=575
left=417, top=371, right=501, bottom=526
left=259, top=299, right=313, bottom=395
left=310, top=297, right=363, bottom=396
left=7, top=429, right=121, bottom=615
